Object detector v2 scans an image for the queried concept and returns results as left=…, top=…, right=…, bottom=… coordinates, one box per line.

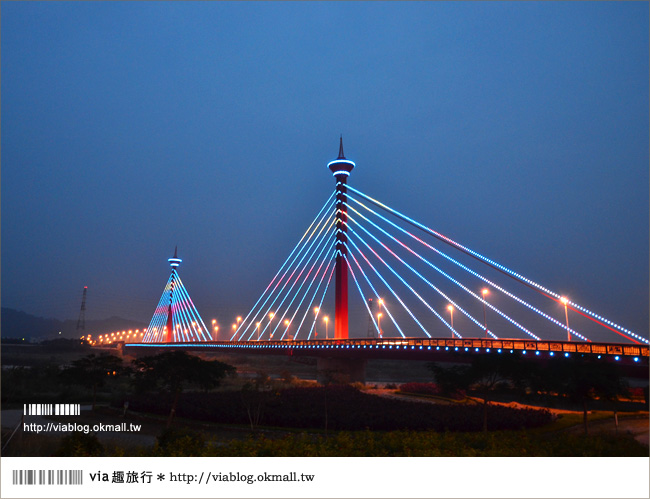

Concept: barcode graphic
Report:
left=12, top=470, right=83, bottom=485
left=23, top=404, right=80, bottom=416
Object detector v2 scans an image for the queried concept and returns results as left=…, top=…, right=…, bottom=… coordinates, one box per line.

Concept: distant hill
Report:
left=1, top=307, right=147, bottom=341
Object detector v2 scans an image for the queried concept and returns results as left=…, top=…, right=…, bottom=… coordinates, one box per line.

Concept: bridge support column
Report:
left=317, top=357, right=367, bottom=384
left=328, top=136, right=355, bottom=340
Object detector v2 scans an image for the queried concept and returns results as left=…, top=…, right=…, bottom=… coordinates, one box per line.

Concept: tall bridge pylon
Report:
left=328, top=136, right=355, bottom=340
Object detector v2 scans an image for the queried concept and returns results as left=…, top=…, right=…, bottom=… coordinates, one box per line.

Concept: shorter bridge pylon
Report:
left=142, top=247, right=213, bottom=343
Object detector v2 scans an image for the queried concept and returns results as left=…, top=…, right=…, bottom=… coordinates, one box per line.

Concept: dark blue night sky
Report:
left=2, top=2, right=648, bottom=339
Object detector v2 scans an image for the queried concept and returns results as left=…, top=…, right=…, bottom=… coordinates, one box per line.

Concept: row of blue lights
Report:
left=124, top=343, right=640, bottom=362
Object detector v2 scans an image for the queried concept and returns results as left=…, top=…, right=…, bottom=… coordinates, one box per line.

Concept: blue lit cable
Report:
left=347, top=219, right=457, bottom=337
left=306, top=259, right=336, bottom=340
left=267, top=220, right=336, bottom=340
left=346, top=195, right=588, bottom=342
left=245, top=233, right=334, bottom=341
left=276, top=237, right=336, bottom=341
left=250, top=212, right=336, bottom=341
left=257, top=215, right=336, bottom=341
left=233, top=197, right=336, bottom=340
left=144, top=277, right=173, bottom=342
left=292, top=246, right=337, bottom=340
left=346, top=229, right=432, bottom=338
left=149, top=278, right=173, bottom=342
left=346, top=208, right=538, bottom=340
left=347, top=185, right=646, bottom=344
left=238, top=199, right=335, bottom=341
left=347, top=216, right=493, bottom=339
left=170, top=273, right=196, bottom=341
left=344, top=253, right=381, bottom=337
left=174, top=274, right=212, bottom=341
left=170, top=273, right=195, bottom=342
left=346, top=219, right=458, bottom=338
left=344, top=242, right=406, bottom=338
left=143, top=281, right=168, bottom=342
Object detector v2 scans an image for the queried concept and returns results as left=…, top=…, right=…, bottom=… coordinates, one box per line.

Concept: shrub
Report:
left=156, top=428, right=206, bottom=456
left=54, top=431, right=103, bottom=456
left=121, top=385, right=552, bottom=432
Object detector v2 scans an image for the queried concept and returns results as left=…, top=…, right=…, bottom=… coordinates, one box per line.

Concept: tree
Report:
left=466, top=355, right=524, bottom=432
left=428, top=363, right=473, bottom=397
left=240, top=371, right=274, bottom=432
left=430, top=355, right=525, bottom=432
left=535, top=357, right=628, bottom=434
left=60, top=353, right=124, bottom=411
left=132, top=351, right=235, bottom=427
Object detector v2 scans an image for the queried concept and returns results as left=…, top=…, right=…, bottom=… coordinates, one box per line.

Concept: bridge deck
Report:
left=123, top=337, right=648, bottom=366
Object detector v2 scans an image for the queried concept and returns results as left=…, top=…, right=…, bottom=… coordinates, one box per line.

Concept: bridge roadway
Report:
left=123, top=337, right=648, bottom=366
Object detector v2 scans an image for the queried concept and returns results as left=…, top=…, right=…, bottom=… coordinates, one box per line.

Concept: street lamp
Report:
left=256, top=322, right=261, bottom=341
left=232, top=323, right=237, bottom=341
left=447, top=304, right=454, bottom=337
left=377, top=312, right=383, bottom=338
left=268, top=312, right=275, bottom=341
left=324, top=316, right=329, bottom=339
left=481, top=288, right=489, bottom=338
left=560, top=296, right=571, bottom=342
left=313, top=307, right=319, bottom=336
left=284, top=319, right=291, bottom=340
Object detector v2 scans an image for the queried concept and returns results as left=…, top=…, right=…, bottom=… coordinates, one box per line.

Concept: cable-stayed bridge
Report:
left=123, top=139, right=648, bottom=378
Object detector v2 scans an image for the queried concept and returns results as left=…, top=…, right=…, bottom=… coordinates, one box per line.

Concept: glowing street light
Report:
left=267, top=312, right=275, bottom=341
left=324, top=316, right=329, bottom=339
left=313, top=307, right=320, bottom=336
left=284, top=319, right=291, bottom=340
left=447, top=304, right=454, bottom=337
left=560, top=296, right=571, bottom=342
left=256, top=322, right=261, bottom=341
left=481, top=288, right=489, bottom=338
left=377, top=312, right=383, bottom=338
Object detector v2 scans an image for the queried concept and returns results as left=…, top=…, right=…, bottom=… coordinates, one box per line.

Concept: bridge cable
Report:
left=346, top=187, right=645, bottom=345
left=344, top=243, right=406, bottom=338
left=256, top=216, right=336, bottom=341
left=346, top=207, right=545, bottom=341
left=232, top=194, right=336, bottom=340
left=346, top=194, right=591, bottom=342
left=237, top=210, right=336, bottom=341
left=278, top=243, right=337, bottom=341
